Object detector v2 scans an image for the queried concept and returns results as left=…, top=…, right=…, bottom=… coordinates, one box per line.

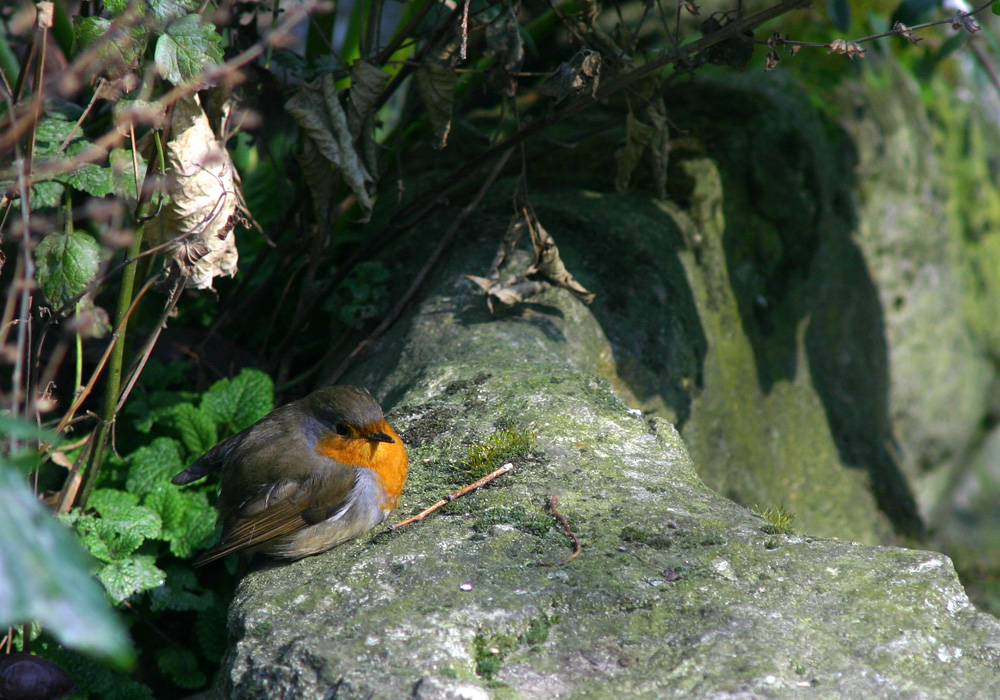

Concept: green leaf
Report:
left=172, top=403, right=218, bottom=456
left=56, top=142, right=114, bottom=197
left=0, top=461, right=132, bottom=665
left=34, top=231, right=101, bottom=310
left=104, top=0, right=129, bottom=15
left=148, top=0, right=203, bottom=22
left=74, top=15, right=110, bottom=51
left=148, top=566, right=214, bottom=612
left=72, top=17, right=146, bottom=78
left=109, top=146, right=147, bottom=199
left=993, top=0, right=1000, bottom=15
left=201, top=368, right=274, bottom=435
left=34, top=112, right=78, bottom=153
left=98, top=554, right=166, bottom=604
left=157, top=647, right=207, bottom=689
left=127, top=437, right=185, bottom=496
left=89, top=489, right=162, bottom=539
left=37, top=642, right=152, bottom=698
left=145, top=486, right=215, bottom=558
left=154, top=14, right=223, bottom=86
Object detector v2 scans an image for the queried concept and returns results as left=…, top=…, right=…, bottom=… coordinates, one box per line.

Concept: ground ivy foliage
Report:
left=58, top=366, right=273, bottom=691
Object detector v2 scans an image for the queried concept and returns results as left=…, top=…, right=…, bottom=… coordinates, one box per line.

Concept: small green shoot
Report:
left=755, top=504, right=796, bottom=535
left=458, top=419, right=536, bottom=480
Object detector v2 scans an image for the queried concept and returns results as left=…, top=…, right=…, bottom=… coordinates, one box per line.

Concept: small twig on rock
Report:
left=539, top=495, right=582, bottom=566
left=390, top=462, right=514, bottom=530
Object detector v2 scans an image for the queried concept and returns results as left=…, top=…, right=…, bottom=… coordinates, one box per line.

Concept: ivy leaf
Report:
left=0, top=462, right=132, bottom=665
left=127, top=437, right=185, bottom=497
left=154, top=14, right=223, bottom=86
left=200, top=368, right=274, bottom=436
left=34, top=231, right=101, bottom=310
left=98, top=555, right=165, bottom=604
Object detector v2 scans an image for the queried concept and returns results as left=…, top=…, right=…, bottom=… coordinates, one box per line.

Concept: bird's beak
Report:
left=369, top=430, right=395, bottom=443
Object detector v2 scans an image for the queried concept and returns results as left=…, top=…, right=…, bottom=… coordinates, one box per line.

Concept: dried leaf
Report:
left=765, top=50, right=780, bottom=71
left=416, top=60, right=458, bottom=149
left=296, top=135, right=337, bottom=224
left=951, top=12, right=980, bottom=34
left=286, top=74, right=377, bottom=218
left=892, top=21, right=922, bottom=45
left=523, top=201, right=595, bottom=304
left=485, top=5, right=523, bottom=73
left=540, top=50, right=601, bottom=102
left=682, top=2, right=700, bottom=16
left=827, top=38, right=867, bottom=58
left=487, top=214, right=527, bottom=280
left=615, top=104, right=669, bottom=199
left=147, top=94, right=238, bottom=290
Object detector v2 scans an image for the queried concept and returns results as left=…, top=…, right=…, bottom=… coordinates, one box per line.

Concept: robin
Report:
left=171, top=385, right=408, bottom=566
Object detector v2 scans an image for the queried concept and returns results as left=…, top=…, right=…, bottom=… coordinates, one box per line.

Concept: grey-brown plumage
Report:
left=172, top=386, right=408, bottom=566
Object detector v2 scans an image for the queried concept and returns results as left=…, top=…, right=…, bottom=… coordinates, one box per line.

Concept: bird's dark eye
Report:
left=335, top=423, right=351, bottom=436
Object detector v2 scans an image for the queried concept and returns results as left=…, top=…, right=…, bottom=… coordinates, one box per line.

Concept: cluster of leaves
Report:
left=69, top=366, right=271, bottom=694
left=3, top=0, right=1000, bottom=697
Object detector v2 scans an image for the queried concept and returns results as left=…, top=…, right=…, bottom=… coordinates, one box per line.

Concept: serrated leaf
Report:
left=171, top=403, right=218, bottom=456
left=74, top=15, right=110, bottom=50
left=98, top=554, right=165, bottom=604
left=34, top=231, right=101, bottom=310
left=154, top=14, right=223, bottom=86
left=145, top=487, right=215, bottom=558
left=75, top=516, right=147, bottom=563
left=157, top=647, right=206, bottom=689
left=34, top=114, right=77, bottom=154
left=201, top=368, right=273, bottom=434
left=127, top=437, right=185, bottom=496
left=57, top=142, right=114, bottom=196
left=89, top=489, right=162, bottom=539
left=73, top=16, right=147, bottom=79
left=144, top=484, right=186, bottom=532
left=0, top=462, right=132, bottom=665
left=148, top=0, right=203, bottom=23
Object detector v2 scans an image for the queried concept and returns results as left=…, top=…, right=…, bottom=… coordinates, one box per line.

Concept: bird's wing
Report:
left=194, top=464, right=357, bottom=566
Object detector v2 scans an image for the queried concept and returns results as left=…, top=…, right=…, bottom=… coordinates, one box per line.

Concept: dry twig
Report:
left=539, top=495, right=582, bottom=566
left=390, top=462, right=514, bottom=530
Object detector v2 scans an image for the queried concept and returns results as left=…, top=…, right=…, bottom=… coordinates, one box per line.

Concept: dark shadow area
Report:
left=667, top=76, right=923, bottom=538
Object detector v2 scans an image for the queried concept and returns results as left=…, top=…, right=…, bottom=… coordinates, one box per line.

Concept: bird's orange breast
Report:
left=315, top=420, right=408, bottom=508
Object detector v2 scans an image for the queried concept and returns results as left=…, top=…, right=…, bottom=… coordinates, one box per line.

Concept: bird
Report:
left=171, top=385, right=408, bottom=566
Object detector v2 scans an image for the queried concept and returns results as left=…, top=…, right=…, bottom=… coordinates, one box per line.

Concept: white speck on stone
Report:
left=627, top=408, right=642, bottom=417
left=459, top=582, right=473, bottom=591
left=914, top=557, right=945, bottom=573
left=825, top=567, right=839, bottom=576
left=945, top=591, right=971, bottom=614
left=365, top=636, right=379, bottom=646
left=711, top=558, right=735, bottom=580
left=937, top=645, right=962, bottom=662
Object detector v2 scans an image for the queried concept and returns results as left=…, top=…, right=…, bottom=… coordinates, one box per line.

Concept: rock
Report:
left=212, top=213, right=1000, bottom=699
